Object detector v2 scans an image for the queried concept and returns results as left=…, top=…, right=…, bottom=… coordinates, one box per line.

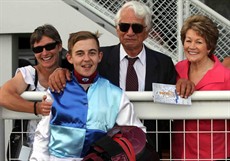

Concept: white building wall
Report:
left=0, top=0, right=118, bottom=160
left=0, top=0, right=119, bottom=48
left=0, top=35, right=16, bottom=161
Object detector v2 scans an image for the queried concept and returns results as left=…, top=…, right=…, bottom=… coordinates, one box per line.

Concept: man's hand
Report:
left=48, top=68, right=71, bottom=93
left=176, top=78, right=195, bottom=98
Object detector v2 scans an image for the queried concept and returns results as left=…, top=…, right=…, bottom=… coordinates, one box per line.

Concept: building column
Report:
left=0, top=34, right=18, bottom=161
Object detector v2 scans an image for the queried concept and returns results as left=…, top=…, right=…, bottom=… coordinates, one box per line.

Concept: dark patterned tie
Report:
left=126, top=56, right=138, bottom=91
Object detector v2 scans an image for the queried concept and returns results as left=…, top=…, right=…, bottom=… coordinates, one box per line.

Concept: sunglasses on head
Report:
left=118, top=23, right=146, bottom=33
left=32, top=41, right=58, bottom=53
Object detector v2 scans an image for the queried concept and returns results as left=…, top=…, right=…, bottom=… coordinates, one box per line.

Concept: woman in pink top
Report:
left=172, top=15, right=230, bottom=160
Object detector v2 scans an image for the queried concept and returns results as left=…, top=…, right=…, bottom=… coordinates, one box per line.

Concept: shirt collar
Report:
left=119, top=44, right=146, bottom=65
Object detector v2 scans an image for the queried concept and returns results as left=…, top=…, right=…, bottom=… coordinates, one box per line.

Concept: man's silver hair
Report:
left=114, top=1, right=152, bottom=31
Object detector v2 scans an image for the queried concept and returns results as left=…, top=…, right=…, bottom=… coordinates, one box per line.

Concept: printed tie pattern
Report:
left=126, top=56, right=138, bottom=91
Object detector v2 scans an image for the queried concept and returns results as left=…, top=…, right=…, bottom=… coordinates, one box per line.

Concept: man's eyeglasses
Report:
left=32, top=41, right=58, bottom=53
left=118, top=23, right=146, bottom=33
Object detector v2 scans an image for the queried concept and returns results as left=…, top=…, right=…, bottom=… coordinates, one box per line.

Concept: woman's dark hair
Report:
left=30, top=24, right=62, bottom=48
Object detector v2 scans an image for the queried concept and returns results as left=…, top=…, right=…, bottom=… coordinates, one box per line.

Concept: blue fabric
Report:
left=49, top=124, right=86, bottom=157
left=49, top=73, right=123, bottom=158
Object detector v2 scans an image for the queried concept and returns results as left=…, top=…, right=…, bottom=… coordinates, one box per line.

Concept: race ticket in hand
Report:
left=152, top=83, right=192, bottom=105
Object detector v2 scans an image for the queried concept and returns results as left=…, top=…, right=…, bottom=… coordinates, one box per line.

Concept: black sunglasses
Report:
left=32, top=41, right=58, bottom=53
left=118, top=23, right=146, bottom=33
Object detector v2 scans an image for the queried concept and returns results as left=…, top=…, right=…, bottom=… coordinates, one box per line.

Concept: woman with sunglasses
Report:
left=0, top=24, right=62, bottom=148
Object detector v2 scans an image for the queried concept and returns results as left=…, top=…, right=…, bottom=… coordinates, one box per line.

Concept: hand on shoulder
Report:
left=48, top=68, right=71, bottom=93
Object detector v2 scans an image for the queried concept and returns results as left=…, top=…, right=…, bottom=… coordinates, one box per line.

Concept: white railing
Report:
left=1, top=91, right=230, bottom=161
left=2, top=91, right=230, bottom=120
